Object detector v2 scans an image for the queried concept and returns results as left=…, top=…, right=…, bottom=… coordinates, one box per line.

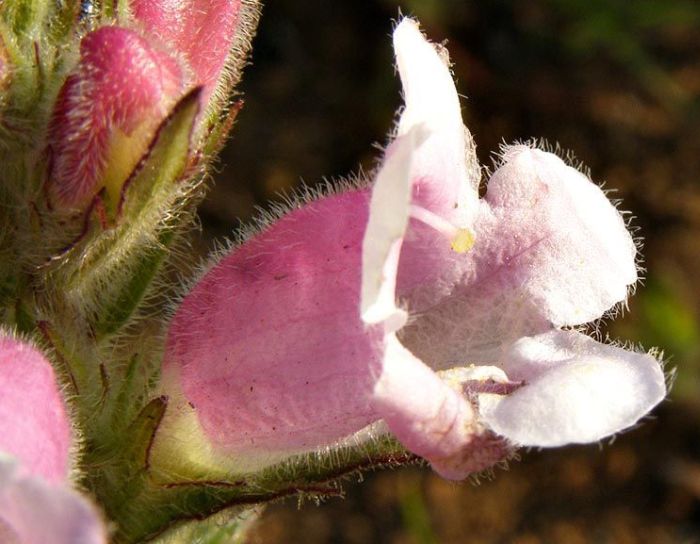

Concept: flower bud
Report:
left=47, top=26, right=184, bottom=210
left=130, top=0, right=244, bottom=103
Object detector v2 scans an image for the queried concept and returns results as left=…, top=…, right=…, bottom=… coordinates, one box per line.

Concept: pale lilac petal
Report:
left=486, top=146, right=637, bottom=326
left=373, top=338, right=512, bottom=480
left=163, top=190, right=384, bottom=464
left=373, top=335, right=476, bottom=461
left=393, top=18, right=479, bottom=221
left=398, top=201, right=551, bottom=368
left=400, top=146, right=638, bottom=368
left=478, top=330, right=666, bottom=447
left=0, top=336, right=71, bottom=484
left=361, top=127, right=427, bottom=328
left=0, top=458, right=107, bottom=544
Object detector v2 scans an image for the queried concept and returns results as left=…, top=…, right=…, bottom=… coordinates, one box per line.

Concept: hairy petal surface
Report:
left=372, top=335, right=477, bottom=466
left=163, top=190, right=384, bottom=465
left=400, top=146, right=638, bottom=368
left=0, top=336, right=70, bottom=484
left=131, top=0, right=242, bottom=100
left=0, top=459, right=106, bottom=544
left=48, top=27, right=183, bottom=208
left=390, top=19, right=481, bottom=304
left=485, top=146, right=637, bottom=326
left=478, top=330, right=666, bottom=446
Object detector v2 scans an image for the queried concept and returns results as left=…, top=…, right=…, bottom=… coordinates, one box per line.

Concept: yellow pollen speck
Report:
left=451, top=228, right=475, bottom=253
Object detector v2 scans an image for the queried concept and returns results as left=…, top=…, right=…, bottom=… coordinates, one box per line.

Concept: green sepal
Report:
left=150, top=506, right=262, bottom=544
left=0, top=0, right=50, bottom=37
left=45, top=88, right=202, bottom=338
left=96, top=428, right=416, bottom=543
left=91, top=228, right=174, bottom=338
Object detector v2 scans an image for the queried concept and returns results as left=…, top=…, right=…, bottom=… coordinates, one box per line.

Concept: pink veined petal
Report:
left=131, top=0, right=242, bottom=100
left=393, top=18, right=479, bottom=221
left=399, top=146, right=638, bottom=369
left=0, top=458, right=107, bottom=544
left=48, top=27, right=183, bottom=208
left=361, top=126, right=427, bottom=328
left=0, top=336, right=71, bottom=484
left=478, top=330, right=666, bottom=447
left=163, top=189, right=385, bottom=462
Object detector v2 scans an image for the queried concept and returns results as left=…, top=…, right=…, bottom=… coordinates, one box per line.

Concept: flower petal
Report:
left=372, top=335, right=477, bottom=463
left=486, top=145, right=637, bottom=326
left=161, top=190, right=384, bottom=468
left=0, top=335, right=71, bottom=484
left=361, top=126, right=427, bottom=328
left=393, top=18, right=479, bottom=221
left=0, top=458, right=107, bottom=544
left=399, top=146, right=638, bottom=369
left=478, top=330, right=666, bottom=447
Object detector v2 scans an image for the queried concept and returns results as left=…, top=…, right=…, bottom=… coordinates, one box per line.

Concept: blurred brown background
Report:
left=200, top=1, right=700, bottom=542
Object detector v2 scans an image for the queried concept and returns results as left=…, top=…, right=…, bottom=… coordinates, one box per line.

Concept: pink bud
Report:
left=48, top=26, right=184, bottom=209
left=130, top=0, right=243, bottom=101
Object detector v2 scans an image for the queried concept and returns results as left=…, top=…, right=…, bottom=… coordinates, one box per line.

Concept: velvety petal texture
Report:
left=0, top=459, right=107, bottom=544
left=130, top=0, right=242, bottom=100
left=162, top=189, right=382, bottom=467
left=393, top=19, right=479, bottom=221
left=485, top=146, right=637, bottom=327
left=478, top=330, right=666, bottom=447
left=399, top=145, right=639, bottom=367
left=373, top=335, right=476, bottom=459
left=0, top=336, right=107, bottom=543
left=48, top=27, right=183, bottom=208
left=0, top=336, right=70, bottom=483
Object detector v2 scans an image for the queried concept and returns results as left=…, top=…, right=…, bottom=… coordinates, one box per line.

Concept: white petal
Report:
left=393, top=18, right=479, bottom=220
left=486, top=146, right=637, bottom=326
left=373, top=334, right=476, bottom=459
left=479, top=330, right=666, bottom=447
left=361, top=126, right=427, bottom=328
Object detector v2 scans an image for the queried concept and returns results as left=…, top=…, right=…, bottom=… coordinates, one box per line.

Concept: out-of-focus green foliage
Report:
left=615, top=272, right=700, bottom=400
left=397, top=478, right=438, bottom=544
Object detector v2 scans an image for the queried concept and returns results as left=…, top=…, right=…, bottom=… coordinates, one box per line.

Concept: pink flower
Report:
left=157, top=19, right=665, bottom=479
left=47, top=26, right=184, bottom=210
left=0, top=335, right=106, bottom=543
